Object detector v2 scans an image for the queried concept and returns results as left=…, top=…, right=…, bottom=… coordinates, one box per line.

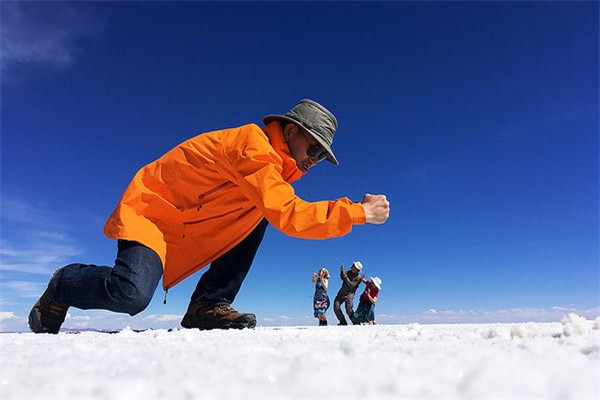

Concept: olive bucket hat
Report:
left=263, top=99, right=339, bottom=165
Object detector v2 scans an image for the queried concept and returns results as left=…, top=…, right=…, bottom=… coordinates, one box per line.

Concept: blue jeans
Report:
left=52, top=240, right=163, bottom=316
left=52, top=218, right=269, bottom=315
left=190, top=218, right=269, bottom=305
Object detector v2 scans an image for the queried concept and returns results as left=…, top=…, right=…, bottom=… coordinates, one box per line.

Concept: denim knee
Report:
left=111, top=277, right=154, bottom=316
left=120, top=291, right=153, bottom=316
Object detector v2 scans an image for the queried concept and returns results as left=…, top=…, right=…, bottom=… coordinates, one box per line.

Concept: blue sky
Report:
left=1, top=1, right=598, bottom=331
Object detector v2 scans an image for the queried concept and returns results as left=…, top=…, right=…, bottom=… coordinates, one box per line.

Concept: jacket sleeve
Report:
left=226, top=135, right=365, bottom=239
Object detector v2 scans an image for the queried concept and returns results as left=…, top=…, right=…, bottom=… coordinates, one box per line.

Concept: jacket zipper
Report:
left=197, top=181, right=233, bottom=203
left=182, top=181, right=239, bottom=225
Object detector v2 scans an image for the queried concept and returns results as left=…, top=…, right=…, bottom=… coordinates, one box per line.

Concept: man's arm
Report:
left=366, top=290, right=377, bottom=304
left=228, top=127, right=371, bottom=239
left=339, top=263, right=352, bottom=285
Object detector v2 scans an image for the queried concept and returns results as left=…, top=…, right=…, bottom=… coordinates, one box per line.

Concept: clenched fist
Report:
left=361, top=194, right=390, bottom=224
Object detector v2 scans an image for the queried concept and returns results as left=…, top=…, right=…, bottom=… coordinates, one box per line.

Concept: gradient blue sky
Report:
left=1, top=1, right=598, bottom=331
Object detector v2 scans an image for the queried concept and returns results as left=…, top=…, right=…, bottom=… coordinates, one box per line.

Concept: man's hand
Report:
left=361, top=194, right=390, bottom=224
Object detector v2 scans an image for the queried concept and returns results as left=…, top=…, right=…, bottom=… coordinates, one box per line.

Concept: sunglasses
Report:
left=301, top=130, right=327, bottom=162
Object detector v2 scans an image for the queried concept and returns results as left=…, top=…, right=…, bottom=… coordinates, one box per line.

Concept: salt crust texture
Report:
left=1, top=313, right=598, bottom=399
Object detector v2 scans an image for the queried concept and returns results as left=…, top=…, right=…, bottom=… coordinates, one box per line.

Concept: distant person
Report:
left=311, top=268, right=330, bottom=326
left=351, top=276, right=382, bottom=325
left=333, top=261, right=365, bottom=325
left=28, top=99, right=390, bottom=333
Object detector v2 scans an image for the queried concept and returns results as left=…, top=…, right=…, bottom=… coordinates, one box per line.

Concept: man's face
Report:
left=351, top=266, right=359, bottom=274
left=284, top=124, right=326, bottom=174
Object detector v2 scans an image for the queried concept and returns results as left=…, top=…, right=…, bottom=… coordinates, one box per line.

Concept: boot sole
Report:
left=181, top=316, right=256, bottom=331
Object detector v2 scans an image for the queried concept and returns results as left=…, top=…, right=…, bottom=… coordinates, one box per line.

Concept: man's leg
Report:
left=182, top=218, right=269, bottom=330
left=29, top=240, right=163, bottom=333
left=344, top=293, right=356, bottom=325
left=333, top=296, right=347, bottom=325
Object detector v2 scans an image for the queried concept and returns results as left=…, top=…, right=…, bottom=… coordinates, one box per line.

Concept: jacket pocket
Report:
left=179, top=181, right=235, bottom=220
left=183, top=206, right=244, bottom=226
left=197, top=181, right=233, bottom=204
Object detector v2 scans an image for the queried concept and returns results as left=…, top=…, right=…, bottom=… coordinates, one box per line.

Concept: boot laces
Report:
left=215, top=305, right=234, bottom=314
left=46, top=303, right=67, bottom=318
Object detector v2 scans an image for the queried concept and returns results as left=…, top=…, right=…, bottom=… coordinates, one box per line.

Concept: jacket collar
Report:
left=263, top=121, right=303, bottom=183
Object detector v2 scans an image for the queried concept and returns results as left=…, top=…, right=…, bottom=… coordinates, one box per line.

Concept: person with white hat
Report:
left=351, top=276, right=382, bottom=325
left=29, top=99, right=390, bottom=333
left=333, top=261, right=366, bottom=325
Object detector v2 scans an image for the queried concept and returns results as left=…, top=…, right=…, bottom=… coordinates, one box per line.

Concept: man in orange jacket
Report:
left=29, top=99, right=390, bottom=332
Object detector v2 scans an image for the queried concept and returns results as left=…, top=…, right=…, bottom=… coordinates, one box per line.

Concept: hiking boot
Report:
left=319, top=320, right=328, bottom=326
left=28, top=285, right=69, bottom=334
left=180, top=303, right=256, bottom=330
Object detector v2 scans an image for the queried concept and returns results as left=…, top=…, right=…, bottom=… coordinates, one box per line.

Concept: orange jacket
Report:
left=104, top=121, right=366, bottom=289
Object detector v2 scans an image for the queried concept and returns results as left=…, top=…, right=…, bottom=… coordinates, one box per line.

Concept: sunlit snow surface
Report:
left=1, top=314, right=598, bottom=399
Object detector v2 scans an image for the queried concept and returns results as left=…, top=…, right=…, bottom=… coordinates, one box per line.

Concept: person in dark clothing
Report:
left=311, top=268, right=330, bottom=326
left=333, top=261, right=365, bottom=325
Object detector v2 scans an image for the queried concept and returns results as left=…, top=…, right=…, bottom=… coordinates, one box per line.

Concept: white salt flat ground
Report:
left=1, top=314, right=598, bottom=399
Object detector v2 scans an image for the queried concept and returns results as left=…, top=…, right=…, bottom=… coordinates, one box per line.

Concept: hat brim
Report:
left=370, top=277, right=381, bottom=290
left=263, top=114, right=339, bottom=165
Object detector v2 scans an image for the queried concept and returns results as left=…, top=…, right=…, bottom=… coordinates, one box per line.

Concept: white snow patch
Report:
left=116, top=326, right=136, bottom=337
left=510, top=322, right=546, bottom=339
left=1, top=316, right=598, bottom=399
left=562, top=313, right=592, bottom=337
